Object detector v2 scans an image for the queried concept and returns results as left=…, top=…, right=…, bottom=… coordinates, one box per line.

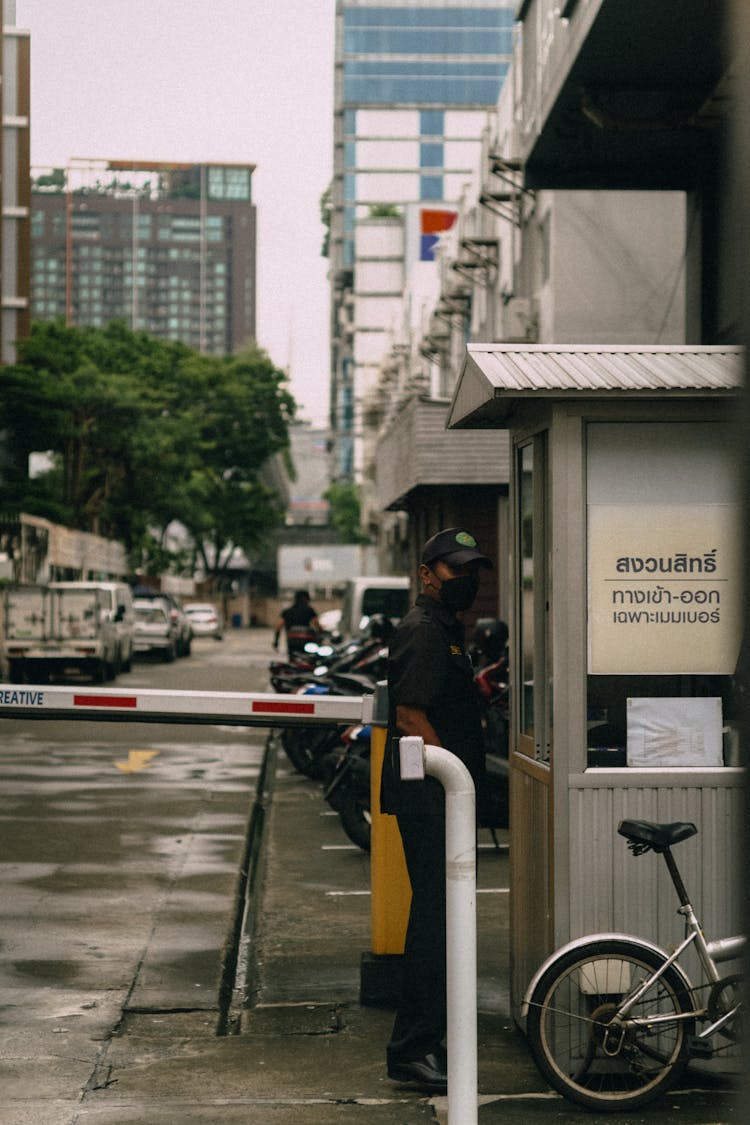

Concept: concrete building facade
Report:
left=1, top=0, right=31, bottom=364
left=30, top=160, right=257, bottom=355
left=329, top=0, right=516, bottom=486
left=371, top=12, right=694, bottom=604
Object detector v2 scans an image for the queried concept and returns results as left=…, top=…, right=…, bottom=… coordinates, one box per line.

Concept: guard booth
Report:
left=447, top=344, right=745, bottom=1022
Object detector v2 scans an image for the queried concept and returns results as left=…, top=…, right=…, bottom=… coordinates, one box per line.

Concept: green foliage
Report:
left=323, top=482, right=369, bottom=545
left=32, top=167, right=66, bottom=192
left=320, top=183, right=332, bottom=257
left=368, top=203, right=401, bottom=218
left=0, top=319, right=297, bottom=582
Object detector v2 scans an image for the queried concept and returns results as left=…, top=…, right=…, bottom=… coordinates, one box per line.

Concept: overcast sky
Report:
left=15, top=0, right=335, bottom=425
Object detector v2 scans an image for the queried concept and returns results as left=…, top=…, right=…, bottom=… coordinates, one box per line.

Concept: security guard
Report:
left=381, top=527, right=492, bottom=1093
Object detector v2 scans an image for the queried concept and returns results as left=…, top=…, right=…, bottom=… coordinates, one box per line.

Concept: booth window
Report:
left=585, top=422, right=740, bottom=769
left=517, top=434, right=552, bottom=764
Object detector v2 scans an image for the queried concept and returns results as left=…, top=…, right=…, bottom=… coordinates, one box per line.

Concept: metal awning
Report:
left=447, top=344, right=743, bottom=428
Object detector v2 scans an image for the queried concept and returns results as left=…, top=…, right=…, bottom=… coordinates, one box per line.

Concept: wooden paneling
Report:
left=509, top=752, right=552, bottom=1019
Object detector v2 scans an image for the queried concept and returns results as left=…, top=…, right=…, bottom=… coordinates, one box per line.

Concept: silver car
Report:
left=183, top=602, right=224, bottom=640
left=133, top=599, right=179, bottom=662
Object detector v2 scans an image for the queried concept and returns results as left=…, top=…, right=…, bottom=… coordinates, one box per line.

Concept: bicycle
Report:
left=523, top=818, right=743, bottom=1112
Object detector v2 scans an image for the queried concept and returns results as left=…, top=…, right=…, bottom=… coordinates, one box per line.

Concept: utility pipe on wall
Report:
left=399, top=736, right=478, bottom=1125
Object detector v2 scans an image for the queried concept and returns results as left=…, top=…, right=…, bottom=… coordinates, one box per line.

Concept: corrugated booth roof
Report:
left=448, top=344, right=743, bottom=428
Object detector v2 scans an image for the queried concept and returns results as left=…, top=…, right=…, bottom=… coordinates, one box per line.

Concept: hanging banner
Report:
left=587, top=504, right=742, bottom=675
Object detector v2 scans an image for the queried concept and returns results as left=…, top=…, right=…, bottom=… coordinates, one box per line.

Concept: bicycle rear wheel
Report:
left=526, top=937, right=694, bottom=1112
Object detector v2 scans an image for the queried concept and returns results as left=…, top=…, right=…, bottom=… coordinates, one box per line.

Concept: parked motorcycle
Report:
left=269, top=615, right=391, bottom=694
left=321, top=722, right=372, bottom=851
left=277, top=663, right=380, bottom=779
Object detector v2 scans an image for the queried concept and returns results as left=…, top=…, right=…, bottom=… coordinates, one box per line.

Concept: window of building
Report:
left=516, top=433, right=552, bottom=765
left=420, top=109, right=444, bottom=135
left=206, top=215, right=224, bottom=241
left=344, top=173, right=357, bottom=202
left=420, top=142, right=443, bottom=168
left=31, top=210, right=45, bottom=238
left=344, top=109, right=357, bottom=134
left=72, top=213, right=101, bottom=238
left=344, top=141, right=357, bottom=168
left=207, top=166, right=251, bottom=201
left=420, top=174, right=443, bottom=201
left=344, top=27, right=512, bottom=54
left=344, top=64, right=506, bottom=105
left=120, top=214, right=152, bottom=239
left=159, top=216, right=202, bottom=242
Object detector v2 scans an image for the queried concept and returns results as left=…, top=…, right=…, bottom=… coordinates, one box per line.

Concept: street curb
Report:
left=217, top=727, right=279, bottom=1035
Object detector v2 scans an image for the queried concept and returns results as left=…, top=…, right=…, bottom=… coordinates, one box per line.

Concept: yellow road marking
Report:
left=115, top=749, right=160, bottom=773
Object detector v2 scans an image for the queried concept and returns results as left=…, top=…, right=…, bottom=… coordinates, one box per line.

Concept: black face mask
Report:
left=438, top=573, right=479, bottom=612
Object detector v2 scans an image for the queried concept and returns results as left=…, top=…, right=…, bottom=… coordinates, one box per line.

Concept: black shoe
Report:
left=387, top=1052, right=448, bottom=1093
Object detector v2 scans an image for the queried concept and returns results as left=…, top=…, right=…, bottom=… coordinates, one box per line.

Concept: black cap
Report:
left=421, top=527, right=492, bottom=569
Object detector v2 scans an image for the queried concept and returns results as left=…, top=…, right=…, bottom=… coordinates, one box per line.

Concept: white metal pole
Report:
left=399, top=737, right=478, bottom=1125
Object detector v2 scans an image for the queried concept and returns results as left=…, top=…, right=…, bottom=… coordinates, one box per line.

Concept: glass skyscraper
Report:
left=330, top=1, right=514, bottom=480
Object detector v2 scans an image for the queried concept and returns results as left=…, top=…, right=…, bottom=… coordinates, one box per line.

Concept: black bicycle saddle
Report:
left=618, top=819, right=698, bottom=853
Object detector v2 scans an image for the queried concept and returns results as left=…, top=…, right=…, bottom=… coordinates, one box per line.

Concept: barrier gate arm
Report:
left=0, top=683, right=373, bottom=728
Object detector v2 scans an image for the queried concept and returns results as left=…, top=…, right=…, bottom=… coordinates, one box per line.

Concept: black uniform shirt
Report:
left=380, top=593, right=485, bottom=817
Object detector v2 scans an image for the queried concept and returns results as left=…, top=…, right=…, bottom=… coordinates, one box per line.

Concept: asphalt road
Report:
left=0, top=629, right=273, bottom=1120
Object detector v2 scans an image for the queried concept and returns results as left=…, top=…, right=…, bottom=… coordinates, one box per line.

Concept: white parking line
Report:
left=325, top=889, right=371, bottom=896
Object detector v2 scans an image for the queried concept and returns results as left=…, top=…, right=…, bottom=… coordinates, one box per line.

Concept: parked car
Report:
left=132, top=588, right=192, bottom=657
left=132, top=598, right=179, bottom=662
left=183, top=602, right=223, bottom=639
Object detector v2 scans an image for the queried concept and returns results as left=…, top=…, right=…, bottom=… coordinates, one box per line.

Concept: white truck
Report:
left=2, top=583, right=132, bottom=683
left=336, top=576, right=411, bottom=638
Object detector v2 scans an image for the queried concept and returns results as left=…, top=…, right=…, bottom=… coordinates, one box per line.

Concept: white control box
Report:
left=399, top=736, right=425, bottom=780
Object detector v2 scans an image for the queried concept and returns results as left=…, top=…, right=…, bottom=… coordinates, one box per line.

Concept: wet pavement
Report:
left=0, top=628, right=742, bottom=1123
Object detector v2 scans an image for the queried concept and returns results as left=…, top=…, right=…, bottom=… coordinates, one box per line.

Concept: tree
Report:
left=173, top=344, right=296, bottom=580
left=324, top=482, right=369, bottom=544
left=0, top=320, right=296, bottom=580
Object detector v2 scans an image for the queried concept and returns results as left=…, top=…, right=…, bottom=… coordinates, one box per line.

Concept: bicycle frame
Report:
left=523, top=821, right=743, bottom=1113
left=520, top=931, right=694, bottom=1023
left=522, top=861, right=745, bottom=1046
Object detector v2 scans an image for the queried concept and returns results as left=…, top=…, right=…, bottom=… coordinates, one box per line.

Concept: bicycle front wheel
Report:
left=526, top=938, right=694, bottom=1112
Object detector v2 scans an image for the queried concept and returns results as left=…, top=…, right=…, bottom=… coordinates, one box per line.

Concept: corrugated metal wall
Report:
left=568, top=775, right=744, bottom=987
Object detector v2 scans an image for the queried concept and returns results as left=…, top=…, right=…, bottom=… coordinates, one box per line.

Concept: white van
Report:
left=337, top=576, right=411, bottom=638
left=49, top=581, right=135, bottom=676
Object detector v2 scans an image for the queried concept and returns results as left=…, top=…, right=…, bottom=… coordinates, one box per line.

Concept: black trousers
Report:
left=387, top=812, right=447, bottom=1064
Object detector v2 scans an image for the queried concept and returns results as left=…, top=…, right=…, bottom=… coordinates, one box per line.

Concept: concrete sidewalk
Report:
left=64, top=719, right=739, bottom=1125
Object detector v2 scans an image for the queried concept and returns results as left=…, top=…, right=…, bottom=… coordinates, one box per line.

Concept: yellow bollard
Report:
left=360, top=685, right=412, bottom=1005
left=370, top=723, right=411, bottom=953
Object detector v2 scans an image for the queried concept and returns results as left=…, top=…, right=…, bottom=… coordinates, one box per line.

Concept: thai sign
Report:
left=588, top=504, right=741, bottom=675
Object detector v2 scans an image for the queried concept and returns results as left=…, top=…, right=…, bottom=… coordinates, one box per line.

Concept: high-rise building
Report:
left=1, top=0, right=31, bottom=364
left=30, top=160, right=257, bottom=355
left=329, top=1, right=515, bottom=482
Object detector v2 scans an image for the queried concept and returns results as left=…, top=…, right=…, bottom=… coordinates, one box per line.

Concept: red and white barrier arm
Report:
left=0, top=684, right=373, bottom=728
